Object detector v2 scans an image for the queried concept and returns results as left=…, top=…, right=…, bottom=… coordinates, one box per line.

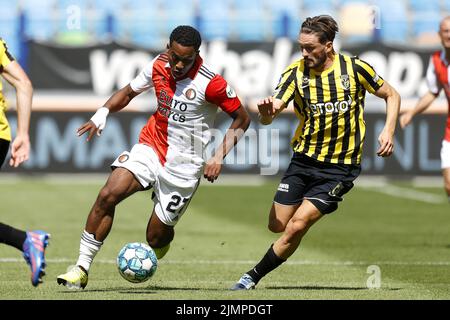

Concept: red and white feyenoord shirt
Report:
left=427, top=50, right=450, bottom=142
left=130, top=53, right=241, bottom=180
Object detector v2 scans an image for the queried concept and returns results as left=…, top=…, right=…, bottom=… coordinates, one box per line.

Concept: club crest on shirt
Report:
left=118, top=154, right=129, bottom=163
left=340, top=74, right=350, bottom=90
left=226, top=85, right=237, bottom=98
left=185, top=88, right=197, bottom=100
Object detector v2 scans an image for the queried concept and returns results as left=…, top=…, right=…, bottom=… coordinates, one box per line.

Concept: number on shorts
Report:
left=166, top=195, right=189, bottom=214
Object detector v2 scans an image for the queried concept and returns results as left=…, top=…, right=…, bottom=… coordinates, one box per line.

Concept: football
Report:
left=117, top=242, right=158, bottom=283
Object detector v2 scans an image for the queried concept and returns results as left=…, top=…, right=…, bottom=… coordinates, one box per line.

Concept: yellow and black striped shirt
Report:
left=274, top=53, right=384, bottom=165
left=0, top=38, right=15, bottom=141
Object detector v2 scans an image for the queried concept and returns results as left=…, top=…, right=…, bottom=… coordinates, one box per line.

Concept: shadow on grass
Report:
left=58, top=285, right=402, bottom=294
left=265, top=285, right=402, bottom=291
left=59, top=285, right=225, bottom=294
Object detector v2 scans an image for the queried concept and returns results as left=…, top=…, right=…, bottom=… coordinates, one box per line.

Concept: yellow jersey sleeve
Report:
left=273, top=61, right=299, bottom=105
left=0, top=38, right=15, bottom=71
left=354, top=58, right=384, bottom=94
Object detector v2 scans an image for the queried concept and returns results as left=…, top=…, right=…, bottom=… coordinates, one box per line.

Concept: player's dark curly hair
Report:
left=301, top=15, right=339, bottom=44
left=169, top=25, right=202, bottom=51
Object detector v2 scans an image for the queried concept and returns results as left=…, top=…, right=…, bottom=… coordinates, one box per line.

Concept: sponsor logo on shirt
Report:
left=157, top=89, right=187, bottom=122
left=308, top=95, right=353, bottom=114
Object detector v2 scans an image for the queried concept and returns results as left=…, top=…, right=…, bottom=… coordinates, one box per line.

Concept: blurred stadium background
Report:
left=0, top=0, right=450, bottom=177
left=2, top=0, right=450, bottom=51
left=1, top=0, right=450, bottom=300
left=1, top=0, right=449, bottom=177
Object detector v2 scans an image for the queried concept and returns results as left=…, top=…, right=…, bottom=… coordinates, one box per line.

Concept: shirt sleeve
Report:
left=355, top=58, right=384, bottom=94
left=0, top=39, right=15, bottom=71
left=205, top=75, right=241, bottom=114
left=130, top=57, right=156, bottom=93
left=426, top=57, right=441, bottom=95
left=273, top=63, right=298, bottom=104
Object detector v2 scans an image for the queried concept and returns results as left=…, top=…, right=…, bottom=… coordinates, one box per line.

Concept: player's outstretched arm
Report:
left=204, top=105, right=251, bottom=183
left=1, top=61, right=33, bottom=167
left=257, top=97, right=286, bottom=125
left=77, top=84, right=140, bottom=141
left=373, top=81, right=401, bottom=157
left=399, top=91, right=438, bottom=129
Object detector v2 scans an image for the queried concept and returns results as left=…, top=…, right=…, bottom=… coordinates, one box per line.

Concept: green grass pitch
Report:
left=0, top=177, right=449, bottom=300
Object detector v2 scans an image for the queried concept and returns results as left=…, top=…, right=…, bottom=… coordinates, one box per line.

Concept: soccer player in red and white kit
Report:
left=57, top=26, right=250, bottom=289
left=400, top=16, right=450, bottom=203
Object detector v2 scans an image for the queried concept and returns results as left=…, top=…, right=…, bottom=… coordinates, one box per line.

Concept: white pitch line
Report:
left=359, top=184, right=446, bottom=204
left=0, top=174, right=267, bottom=186
left=1, top=258, right=450, bottom=266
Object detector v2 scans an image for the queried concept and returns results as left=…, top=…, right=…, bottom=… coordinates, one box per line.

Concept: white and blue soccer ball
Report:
left=117, top=242, right=158, bottom=283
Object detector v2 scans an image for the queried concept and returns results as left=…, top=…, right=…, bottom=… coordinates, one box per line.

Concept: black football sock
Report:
left=246, top=244, right=286, bottom=284
left=0, top=223, right=27, bottom=251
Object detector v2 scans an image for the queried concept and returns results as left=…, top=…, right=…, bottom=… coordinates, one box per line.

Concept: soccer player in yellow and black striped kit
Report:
left=231, top=15, right=401, bottom=290
left=0, top=38, right=50, bottom=287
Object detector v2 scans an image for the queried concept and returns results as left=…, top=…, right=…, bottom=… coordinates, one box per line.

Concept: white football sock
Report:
left=76, top=230, right=103, bottom=272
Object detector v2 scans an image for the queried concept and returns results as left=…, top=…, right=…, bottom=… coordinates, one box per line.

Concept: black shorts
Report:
left=0, top=138, right=10, bottom=169
left=274, top=153, right=361, bottom=214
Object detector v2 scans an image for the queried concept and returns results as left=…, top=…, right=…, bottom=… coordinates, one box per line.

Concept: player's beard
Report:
left=307, top=50, right=327, bottom=70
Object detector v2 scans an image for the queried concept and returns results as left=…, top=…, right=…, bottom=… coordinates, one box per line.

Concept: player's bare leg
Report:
left=146, top=210, right=174, bottom=259
left=272, top=200, right=323, bottom=259
left=57, top=168, right=143, bottom=289
left=232, top=200, right=323, bottom=290
left=443, top=168, right=450, bottom=202
left=85, top=168, right=144, bottom=241
left=268, top=202, right=300, bottom=233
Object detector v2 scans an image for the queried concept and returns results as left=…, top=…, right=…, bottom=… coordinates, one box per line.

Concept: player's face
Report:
left=299, top=32, right=330, bottom=69
left=439, top=19, right=450, bottom=49
left=167, top=41, right=198, bottom=79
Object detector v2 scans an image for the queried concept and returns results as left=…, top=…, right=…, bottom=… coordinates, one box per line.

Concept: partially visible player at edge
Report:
left=231, top=15, right=401, bottom=290
left=0, top=38, right=50, bottom=287
left=57, top=26, right=250, bottom=289
left=400, top=16, right=450, bottom=203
